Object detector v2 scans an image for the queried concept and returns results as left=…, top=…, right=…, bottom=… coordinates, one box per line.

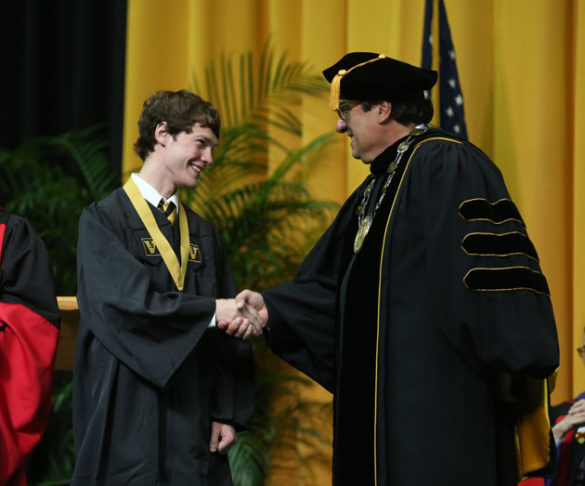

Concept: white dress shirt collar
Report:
left=131, top=173, right=180, bottom=215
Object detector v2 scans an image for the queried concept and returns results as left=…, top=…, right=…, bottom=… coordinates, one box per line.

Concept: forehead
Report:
left=187, top=123, right=218, bottom=145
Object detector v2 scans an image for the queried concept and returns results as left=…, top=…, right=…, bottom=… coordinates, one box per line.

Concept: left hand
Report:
left=209, top=421, right=237, bottom=454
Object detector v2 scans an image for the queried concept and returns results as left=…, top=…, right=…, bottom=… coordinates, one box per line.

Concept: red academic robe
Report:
left=0, top=209, right=60, bottom=486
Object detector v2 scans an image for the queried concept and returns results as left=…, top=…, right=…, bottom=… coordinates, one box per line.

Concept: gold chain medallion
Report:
left=354, top=214, right=373, bottom=253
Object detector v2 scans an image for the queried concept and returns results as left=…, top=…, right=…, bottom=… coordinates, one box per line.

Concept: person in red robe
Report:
left=0, top=208, right=60, bottom=486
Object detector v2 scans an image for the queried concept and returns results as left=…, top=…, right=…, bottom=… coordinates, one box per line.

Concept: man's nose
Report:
left=202, top=147, right=213, bottom=165
left=336, top=118, right=347, bottom=133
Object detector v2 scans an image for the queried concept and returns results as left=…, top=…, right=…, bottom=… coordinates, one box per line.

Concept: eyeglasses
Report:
left=578, top=346, right=585, bottom=358
left=336, top=100, right=360, bottom=121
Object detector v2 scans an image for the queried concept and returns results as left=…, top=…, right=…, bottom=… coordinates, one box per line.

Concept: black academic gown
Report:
left=0, top=209, right=60, bottom=486
left=73, top=189, right=254, bottom=486
left=262, top=129, right=559, bottom=486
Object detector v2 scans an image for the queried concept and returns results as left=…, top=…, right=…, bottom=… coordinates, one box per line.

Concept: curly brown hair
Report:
left=133, top=90, right=220, bottom=161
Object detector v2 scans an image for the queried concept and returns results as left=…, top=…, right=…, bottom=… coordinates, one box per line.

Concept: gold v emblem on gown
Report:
left=123, top=178, right=190, bottom=291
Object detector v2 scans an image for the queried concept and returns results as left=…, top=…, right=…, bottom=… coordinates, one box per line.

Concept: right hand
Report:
left=215, top=298, right=264, bottom=340
left=235, top=289, right=268, bottom=329
left=552, top=399, right=585, bottom=441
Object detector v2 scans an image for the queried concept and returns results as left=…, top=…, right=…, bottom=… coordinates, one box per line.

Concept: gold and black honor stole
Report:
left=123, top=178, right=190, bottom=291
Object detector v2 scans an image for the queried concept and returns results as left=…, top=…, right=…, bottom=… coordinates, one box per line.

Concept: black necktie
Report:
left=158, top=200, right=176, bottom=225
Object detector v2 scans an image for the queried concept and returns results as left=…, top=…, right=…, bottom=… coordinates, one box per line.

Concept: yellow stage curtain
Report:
left=123, top=0, right=585, bottom=481
left=572, top=0, right=585, bottom=402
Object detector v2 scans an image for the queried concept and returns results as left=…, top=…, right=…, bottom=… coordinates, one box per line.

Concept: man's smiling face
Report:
left=162, top=122, right=218, bottom=190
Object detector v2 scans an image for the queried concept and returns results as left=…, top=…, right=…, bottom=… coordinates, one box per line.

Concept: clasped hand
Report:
left=552, top=399, right=585, bottom=441
left=216, top=289, right=268, bottom=340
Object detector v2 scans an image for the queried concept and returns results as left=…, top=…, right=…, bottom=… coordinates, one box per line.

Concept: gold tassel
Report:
left=329, top=70, right=345, bottom=110
left=328, top=54, right=387, bottom=111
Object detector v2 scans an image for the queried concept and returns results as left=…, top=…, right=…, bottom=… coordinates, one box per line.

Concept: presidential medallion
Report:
left=352, top=124, right=429, bottom=254
left=354, top=213, right=373, bottom=253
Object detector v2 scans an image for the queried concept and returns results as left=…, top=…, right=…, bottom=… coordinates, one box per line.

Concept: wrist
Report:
left=552, top=422, right=569, bottom=441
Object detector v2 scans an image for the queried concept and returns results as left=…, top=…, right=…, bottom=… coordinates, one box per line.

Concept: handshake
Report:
left=215, top=289, right=268, bottom=340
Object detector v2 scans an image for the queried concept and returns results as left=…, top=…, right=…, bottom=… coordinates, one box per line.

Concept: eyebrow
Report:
left=194, top=134, right=218, bottom=148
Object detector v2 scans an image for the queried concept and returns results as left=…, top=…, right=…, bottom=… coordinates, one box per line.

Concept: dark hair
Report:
left=133, top=90, right=221, bottom=161
left=360, top=98, right=434, bottom=126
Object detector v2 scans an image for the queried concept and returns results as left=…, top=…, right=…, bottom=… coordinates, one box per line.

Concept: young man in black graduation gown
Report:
left=73, top=90, right=261, bottom=486
left=0, top=208, right=60, bottom=486
left=230, top=53, right=560, bottom=485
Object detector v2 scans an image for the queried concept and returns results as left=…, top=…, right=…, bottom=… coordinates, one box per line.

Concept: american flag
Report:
left=421, top=0, right=468, bottom=140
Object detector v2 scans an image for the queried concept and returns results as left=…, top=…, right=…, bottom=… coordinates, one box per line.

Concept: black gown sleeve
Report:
left=209, top=226, right=255, bottom=427
left=76, top=204, right=217, bottom=389
left=0, top=214, right=61, bottom=324
left=412, top=138, right=559, bottom=376
left=262, top=188, right=362, bottom=392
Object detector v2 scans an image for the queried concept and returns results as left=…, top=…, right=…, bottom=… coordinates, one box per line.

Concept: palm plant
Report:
left=0, top=124, right=116, bottom=295
left=187, top=42, right=337, bottom=484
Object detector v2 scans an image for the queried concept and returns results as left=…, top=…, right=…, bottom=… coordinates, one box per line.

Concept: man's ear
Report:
left=377, top=101, right=392, bottom=123
left=154, top=122, right=170, bottom=146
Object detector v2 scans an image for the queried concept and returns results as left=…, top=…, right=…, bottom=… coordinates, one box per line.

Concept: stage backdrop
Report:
left=122, top=1, right=585, bottom=481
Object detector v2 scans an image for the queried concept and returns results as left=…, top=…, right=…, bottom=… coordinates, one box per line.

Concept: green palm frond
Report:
left=268, top=131, right=335, bottom=182
left=0, top=125, right=115, bottom=294
left=52, top=125, right=116, bottom=196
left=193, top=39, right=328, bottom=130
left=188, top=151, right=337, bottom=288
left=190, top=130, right=334, bottom=214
